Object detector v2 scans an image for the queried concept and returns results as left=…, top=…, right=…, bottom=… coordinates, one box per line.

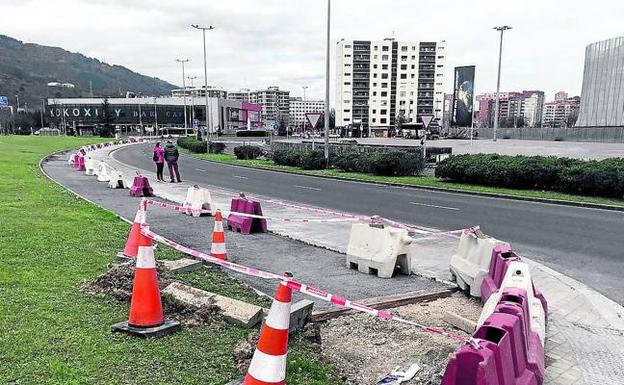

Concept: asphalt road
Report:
left=114, top=144, right=624, bottom=304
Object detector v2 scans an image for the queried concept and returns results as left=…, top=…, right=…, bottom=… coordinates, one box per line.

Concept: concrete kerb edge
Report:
left=181, top=151, right=624, bottom=213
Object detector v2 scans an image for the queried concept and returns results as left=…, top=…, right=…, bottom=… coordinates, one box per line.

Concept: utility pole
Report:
left=323, top=0, right=331, bottom=163
left=192, top=24, right=215, bottom=142
left=176, top=58, right=189, bottom=135
left=138, top=100, right=143, bottom=136
left=153, top=97, right=158, bottom=136
left=302, top=85, right=308, bottom=101
left=40, top=99, right=45, bottom=128
left=493, top=25, right=512, bottom=142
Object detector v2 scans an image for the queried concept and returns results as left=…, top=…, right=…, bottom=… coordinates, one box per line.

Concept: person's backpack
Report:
left=153, top=150, right=158, bottom=162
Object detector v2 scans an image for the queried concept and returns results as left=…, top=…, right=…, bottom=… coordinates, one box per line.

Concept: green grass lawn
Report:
left=185, top=150, right=624, bottom=208
left=0, top=136, right=343, bottom=385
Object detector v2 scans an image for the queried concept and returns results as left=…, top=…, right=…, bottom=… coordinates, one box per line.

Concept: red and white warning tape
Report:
left=139, top=225, right=469, bottom=343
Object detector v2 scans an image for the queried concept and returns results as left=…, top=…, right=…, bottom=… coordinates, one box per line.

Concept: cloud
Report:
left=1, top=0, right=623, bottom=102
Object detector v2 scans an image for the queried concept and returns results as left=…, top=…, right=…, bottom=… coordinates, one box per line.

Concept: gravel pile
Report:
left=319, top=293, right=482, bottom=384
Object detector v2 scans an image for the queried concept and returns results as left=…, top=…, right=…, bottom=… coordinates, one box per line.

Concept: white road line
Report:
left=409, top=201, right=460, bottom=211
left=295, top=185, right=321, bottom=191
left=233, top=175, right=248, bottom=179
left=195, top=168, right=206, bottom=172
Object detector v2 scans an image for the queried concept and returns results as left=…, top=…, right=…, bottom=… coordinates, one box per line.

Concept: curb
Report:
left=180, top=151, right=624, bottom=212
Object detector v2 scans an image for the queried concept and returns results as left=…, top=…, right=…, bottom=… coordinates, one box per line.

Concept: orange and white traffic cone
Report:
left=243, top=278, right=292, bottom=385
left=210, top=210, right=227, bottom=260
left=120, top=199, right=147, bottom=260
left=112, top=230, right=180, bottom=338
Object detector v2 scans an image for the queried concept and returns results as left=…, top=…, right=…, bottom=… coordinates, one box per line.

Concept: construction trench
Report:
left=43, top=140, right=549, bottom=385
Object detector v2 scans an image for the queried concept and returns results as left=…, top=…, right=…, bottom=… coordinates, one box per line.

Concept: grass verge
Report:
left=185, top=150, right=624, bottom=208
left=0, top=136, right=343, bottom=385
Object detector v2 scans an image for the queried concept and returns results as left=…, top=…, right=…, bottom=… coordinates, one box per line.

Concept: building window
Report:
left=400, top=74, right=407, bottom=79
left=382, top=55, right=389, bottom=60
left=373, top=64, right=378, bottom=69
left=401, top=55, right=408, bottom=61
left=382, top=82, right=388, bottom=88
left=344, top=82, right=351, bottom=85
left=344, top=73, right=351, bottom=76
left=380, top=118, right=387, bottom=124
left=411, top=55, right=416, bottom=60
left=411, top=74, right=415, bottom=79
left=345, top=54, right=351, bottom=58
left=382, top=64, right=388, bottom=70
left=374, top=45, right=378, bottom=51
left=382, top=73, right=388, bottom=79
left=400, top=91, right=406, bottom=97
left=345, top=63, right=351, bottom=67
left=345, top=44, right=352, bottom=48
left=373, top=73, right=378, bottom=78
left=374, top=55, right=378, bottom=59
left=372, top=109, right=377, bottom=113
left=401, top=64, right=407, bottom=70
left=344, top=109, right=351, bottom=113
left=382, top=46, right=389, bottom=52
left=373, top=91, right=377, bottom=96
left=401, top=46, right=408, bottom=52
left=372, top=118, right=376, bottom=123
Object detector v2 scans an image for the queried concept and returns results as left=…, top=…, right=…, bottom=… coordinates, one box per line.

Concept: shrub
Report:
left=332, top=152, right=377, bottom=173
left=209, top=142, right=226, bottom=154
left=299, top=150, right=327, bottom=170
left=272, top=149, right=302, bottom=167
left=234, top=145, right=263, bottom=160
left=435, top=154, right=624, bottom=198
left=235, top=130, right=269, bottom=137
left=177, top=136, right=207, bottom=153
left=372, top=151, right=425, bottom=176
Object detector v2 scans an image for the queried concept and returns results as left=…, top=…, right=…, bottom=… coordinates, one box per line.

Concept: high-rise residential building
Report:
left=543, top=95, right=580, bottom=128
left=228, top=89, right=251, bottom=103
left=554, top=91, right=568, bottom=102
left=249, top=86, right=290, bottom=125
left=475, top=90, right=544, bottom=128
left=335, top=38, right=446, bottom=136
left=289, top=97, right=325, bottom=128
left=577, top=36, right=624, bottom=127
left=442, top=93, right=453, bottom=128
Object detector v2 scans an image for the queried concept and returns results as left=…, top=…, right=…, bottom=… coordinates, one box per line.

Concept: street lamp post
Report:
left=492, top=25, right=511, bottom=142
left=302, top=85, right=308, bottom=101
left=153, top=97, right=158, bottom=137
left=191, top=24, right=215, bottom=142
left=188, top=76, right=197, bottom=134
left=323, top=0, right=331, bottom=163
left=176, top=58, right=190, bottom=136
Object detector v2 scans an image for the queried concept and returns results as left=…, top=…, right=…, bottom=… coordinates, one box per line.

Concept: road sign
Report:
left=420, top=114, right=434, bottom=129
left=0, top=96, right=8, bottom=106
left=305, top=112, right=323, bottom=129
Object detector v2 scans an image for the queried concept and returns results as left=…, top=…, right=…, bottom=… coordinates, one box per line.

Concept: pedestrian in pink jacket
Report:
left=153, top=142, right=165, bottom=182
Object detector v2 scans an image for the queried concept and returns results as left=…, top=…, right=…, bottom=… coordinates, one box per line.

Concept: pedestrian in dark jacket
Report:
left=153, top=142, right=165, bottom=182
left=164, top=141, right=182, bottom=183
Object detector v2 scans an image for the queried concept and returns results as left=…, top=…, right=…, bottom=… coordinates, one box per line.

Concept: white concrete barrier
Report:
left=346, top=223, right=412, bottom=278
left=477, top=261, right=546, bottom=345
left=182, top=186, right=213, bottom=216
left=108, top=171, right=127, bottom=189
left=84, top=157, right=97, bottom=176
left=449, top=231, right=509, bottom=297
left=68, top=153, right=77, bottom=165
left=96, top=162, right=112, bottom=182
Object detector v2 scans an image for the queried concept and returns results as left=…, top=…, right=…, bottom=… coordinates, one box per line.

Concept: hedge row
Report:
left=234, top=145, right=263, bottom=160
left=177, top=136, right=207, bottom=153
left=272, top=149, right=425, bottom=176
left=435, top=154, right=624, bottom=198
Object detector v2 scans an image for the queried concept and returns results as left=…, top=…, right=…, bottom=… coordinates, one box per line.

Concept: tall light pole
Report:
left=176, top=58, right=190, bottom=136
left=188, top=76, right=197, bottom=133
left=492, top=25, right=511, bottom=142
left=323, top=0, right=331, bottom=162
left=302, top=85, right=309, bottom=101
left=153, top=96, right=158, bottom=137
left=191, top=24, right=215, bottom=142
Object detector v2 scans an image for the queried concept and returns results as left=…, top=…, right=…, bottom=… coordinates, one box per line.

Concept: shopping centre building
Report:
left=46, top=96, right=262, bottom=135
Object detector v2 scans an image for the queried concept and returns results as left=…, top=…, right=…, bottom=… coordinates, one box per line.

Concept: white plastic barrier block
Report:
left=108, top=171, right=127, bottom=189
left=84, top=157, right=97, bottom=176
left=449, top=231, right=509, bottom=297
left=68, top=153, right=77, bottom=165
left=477, top=261, right=546, bottom=345
left=182, top=186, right=212, bottom=216
left=97, top=162, right=112, bottom=182
left=346, top=223, right=412, bottom=278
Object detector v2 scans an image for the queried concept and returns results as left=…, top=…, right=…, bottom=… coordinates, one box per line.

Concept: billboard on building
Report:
left=452, top=66, right=475, bottom=127
left=0, top=96, right=8, bottom=106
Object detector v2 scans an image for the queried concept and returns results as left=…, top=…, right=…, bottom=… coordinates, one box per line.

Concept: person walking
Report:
left=153, top=142, right=165, bottom=182
left=164, top=140, right=182, bottom=183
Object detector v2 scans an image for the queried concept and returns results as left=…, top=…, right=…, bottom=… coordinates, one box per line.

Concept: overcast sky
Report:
left=2, top=0, right=623, bottom=102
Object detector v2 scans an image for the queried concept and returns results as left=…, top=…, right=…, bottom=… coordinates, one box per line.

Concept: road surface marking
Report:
left=295, top=185, right=321, bottom=191
left=233, top=175, right=248, bottom=179
left=409, top=201, right=460, bottom=211
left=195, top=168, right=206, bottom=172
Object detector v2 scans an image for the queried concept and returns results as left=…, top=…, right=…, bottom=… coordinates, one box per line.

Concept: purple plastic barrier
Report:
left=494, top=289, right=545, bottom=383
left=129, top=176, right=154, bottom=197
left=443, top=313, right=539, bottom=385
left=227, top=198, right=268, bottom=235
left=75, top=155, right=86, bottom=171
left=480, top=244, right=520, bottom=302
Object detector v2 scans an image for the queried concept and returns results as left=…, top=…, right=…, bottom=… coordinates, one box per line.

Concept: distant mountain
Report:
left=0, top=34, right=177, bottom=109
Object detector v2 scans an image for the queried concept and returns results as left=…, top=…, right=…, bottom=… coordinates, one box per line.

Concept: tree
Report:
left=329, top=108, right=336, bottom=130
left=566, top=110, right=579, bottom=127
left=395, top=113, right=407, bottom=137
left=99, top=98, right=114, bottom=137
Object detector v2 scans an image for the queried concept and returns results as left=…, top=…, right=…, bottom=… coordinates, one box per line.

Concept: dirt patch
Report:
left=81, top=262, right=220, bottom=326
left=318, top=293, right=482, bottom=385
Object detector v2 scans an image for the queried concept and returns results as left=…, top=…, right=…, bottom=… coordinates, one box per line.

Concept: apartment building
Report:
left=171, top=85, right=227, bottom=99
left=228, top=89, right=251, bottom=103
left=249, top=86, right=290, bottom=124
left=289, top=97, right=325, bottom=128
left=476, top=90, right=545, bottom=128
left=543, top=95, right=580, bottom=127
left=335, top=38, right=446, bottom=136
